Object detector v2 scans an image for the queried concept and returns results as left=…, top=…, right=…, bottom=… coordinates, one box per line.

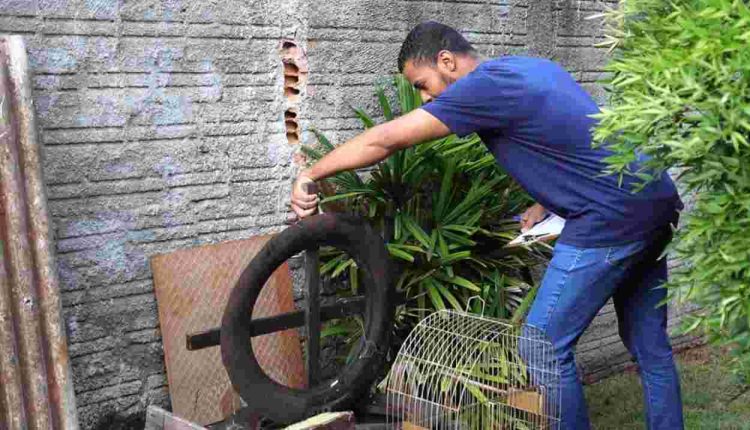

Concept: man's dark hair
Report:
left=398, top=21, right=476, bottom=72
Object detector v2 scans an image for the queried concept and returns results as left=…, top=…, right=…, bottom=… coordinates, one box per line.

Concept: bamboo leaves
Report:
left=593, top=0, right=750, bottom=379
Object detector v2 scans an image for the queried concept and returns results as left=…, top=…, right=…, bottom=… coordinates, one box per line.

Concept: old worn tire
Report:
left=220, top=212, right=394, bottom=424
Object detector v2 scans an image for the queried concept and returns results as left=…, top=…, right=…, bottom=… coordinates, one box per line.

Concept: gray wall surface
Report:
left=0, top=0, right=696, bottom=428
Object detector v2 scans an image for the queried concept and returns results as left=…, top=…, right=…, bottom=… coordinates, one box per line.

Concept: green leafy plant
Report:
left=591, top=0, right=750, bottom=379
left=303, top=76, right=548, bottom=355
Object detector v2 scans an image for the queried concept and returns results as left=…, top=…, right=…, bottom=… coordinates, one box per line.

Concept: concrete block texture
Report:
left=0, top=0, right=693, bottom=428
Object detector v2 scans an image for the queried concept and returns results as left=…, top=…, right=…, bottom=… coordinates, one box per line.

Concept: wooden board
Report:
left=284, top=412, right=355, bottom=430
left=145, top=406, right=206, bottom=430
left=507, top=389, right=545, bottom=415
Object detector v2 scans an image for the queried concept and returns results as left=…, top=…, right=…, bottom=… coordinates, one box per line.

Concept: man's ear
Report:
left=436, top=50, right=457, bottom=72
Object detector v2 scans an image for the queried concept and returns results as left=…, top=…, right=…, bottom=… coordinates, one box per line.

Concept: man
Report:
left=290, top=21, right=684, bottom=429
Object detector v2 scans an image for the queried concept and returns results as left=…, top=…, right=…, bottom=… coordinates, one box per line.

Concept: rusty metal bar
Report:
left=0, top=229, right=26, bottom=430
left=187, top=296, right=368, bottom=351
left=0, top=35, right=79, bottom=430
left=0, top=37, right=51, bottom=430
left=302, top=182, right=321, bottom=386
left=9, top=35, right=79, bottom=430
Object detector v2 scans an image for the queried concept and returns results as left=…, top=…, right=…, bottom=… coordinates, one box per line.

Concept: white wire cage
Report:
left=384, top=310, right=561, bottom=430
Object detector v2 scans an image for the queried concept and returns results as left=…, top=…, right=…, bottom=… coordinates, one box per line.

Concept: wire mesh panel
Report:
left=385, top=310, right=560, bottom=429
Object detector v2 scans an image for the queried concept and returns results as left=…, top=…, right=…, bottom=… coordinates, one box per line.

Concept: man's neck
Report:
left=457, top=55, right=483, bottom=78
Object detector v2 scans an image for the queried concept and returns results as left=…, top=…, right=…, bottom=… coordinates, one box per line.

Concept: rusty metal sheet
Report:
left=151, top=235, right=305, bottom=426
left=0, top=35, right=79, bottom=430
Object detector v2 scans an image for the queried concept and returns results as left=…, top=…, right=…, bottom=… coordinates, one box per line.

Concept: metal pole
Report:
left=0, top=36, right=79, bottom=430
left=8, top=35, right=79, bottom=430
left=0, top=40, right=27, bottom=430
left=0, top=37, right=52, bottom=430
left=302, top=182, right=321, bottom=387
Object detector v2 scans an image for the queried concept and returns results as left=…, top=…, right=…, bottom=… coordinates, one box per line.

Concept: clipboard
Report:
left=505, top=213, right=566, bottom=248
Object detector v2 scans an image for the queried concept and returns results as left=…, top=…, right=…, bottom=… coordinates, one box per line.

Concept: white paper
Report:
left=507, top=213, right=566, bottom=247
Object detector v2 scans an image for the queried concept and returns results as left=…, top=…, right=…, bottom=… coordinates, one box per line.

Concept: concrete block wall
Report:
left=0, top=0, right=695, bottom=428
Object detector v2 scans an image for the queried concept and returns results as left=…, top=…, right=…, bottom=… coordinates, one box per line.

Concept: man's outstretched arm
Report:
left=291, top=109, right=451, bottom=217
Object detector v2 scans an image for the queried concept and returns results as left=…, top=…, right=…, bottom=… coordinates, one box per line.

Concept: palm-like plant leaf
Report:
left=302, top=73, right=547, bottom=350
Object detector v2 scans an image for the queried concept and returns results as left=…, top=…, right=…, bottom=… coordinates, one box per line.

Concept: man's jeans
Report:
left=524, top=225, right=684, bottom=429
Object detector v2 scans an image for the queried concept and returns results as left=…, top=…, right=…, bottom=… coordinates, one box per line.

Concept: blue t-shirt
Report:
left=422, top=56, right=682, bottom=247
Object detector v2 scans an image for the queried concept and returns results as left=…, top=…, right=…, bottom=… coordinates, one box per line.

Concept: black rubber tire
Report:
left=220, top=213, right=394, bottom=425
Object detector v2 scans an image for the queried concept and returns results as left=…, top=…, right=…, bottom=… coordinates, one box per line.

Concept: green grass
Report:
left=586, top=345, right=750, bottom=429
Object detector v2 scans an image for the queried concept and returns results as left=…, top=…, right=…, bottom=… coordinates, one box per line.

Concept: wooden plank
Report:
left=507, top=389, right=545, bottom=415
left=145, top=406, right=207, bottom=430
left=283, top=412, right=355, bottom=430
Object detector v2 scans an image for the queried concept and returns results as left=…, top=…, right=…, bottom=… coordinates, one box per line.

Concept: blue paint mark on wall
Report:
left=104, top=163, right=136, bottom=176
left=267, top=138, right=293, bottom=165
left=93, top=37, right=119, bottom=69
left=75, top=96, right=125, bottom=127
left=121, top=42, right=193, bottom=126
left=154, top=95, right=191, bottom=125
left=154, top=156, right=182, bottom=178
left=34, top=74, right=61, bottom=90
left=39, top=0, right=69, bottom=13
left=29, top=48, right=77, bottom=73
left=127, top=229, right=156, bottom=243
left=91, top=233, right=149, bottom=282
left=162, top=0, right=183, bottom=22
left=84, top=0, right=118, bottom=19
left=200, top=60, right=222, bottom=100
left=2, top=0, right=40, bottom=14
left=63, top=218, right=121, bottom=238
left=69, top=36, right=88, bottom=62
left=148, top=46, right=181, bottom=71
left=125, top=89, right=192, bottom=126
left=59, top=212, right=135, bottom=240
left=28, top=36, right=99, bottom=73
left=54, top=211, right=155, bottom=291
left=35, top=94, right=59, bottom=121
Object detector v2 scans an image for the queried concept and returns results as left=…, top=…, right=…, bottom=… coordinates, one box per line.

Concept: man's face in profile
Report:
left=402, top=52, right=459, bottom=103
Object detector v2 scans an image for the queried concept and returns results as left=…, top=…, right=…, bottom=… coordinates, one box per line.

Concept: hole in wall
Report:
left=281, top=39, right=307, bottom=149
left=282, top=41, right=299, bottom=57
left=285, top=75, right=299, bottom=87
left=286, top=132, right=300, bottom=145
left=285, top=120, right=298, bottom=133
left=285, top=87, right=300, bottom=101
left=284, top=63, right=299, bottom=75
